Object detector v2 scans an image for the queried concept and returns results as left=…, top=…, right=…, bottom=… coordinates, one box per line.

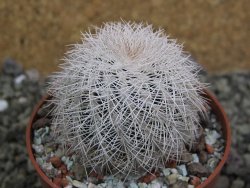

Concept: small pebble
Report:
left=205, top=144, right=214, bottom=154
left=72, top=164, right=87, bottom=180
left=148, top=181, right=161, bottom=188
left=192, top=154, right=199, bottom=163
left=205, top=130, right=220, bottom=145
left=59, top=164, right=68, bottom=174
left=26, top=68, right=40, bottom=81
left=201, top=177, right=207, bottom=182
left=231, top=178, right=245, bottom=188
left=198, top=151, right=208, bottom=164
left=53, top=177, right=62, bottom=187
left=177, top=165, right=188, bottom=176
left=170, top=168, right=178, bottom=174
left=72, top=180, right=87, bottom=188
left=138, top=172, right=158, bottom=184
left=14, top=74, right=26, bottom=86
left=62, top=178, right=69, bottom=187
left=207, top=158, right=219, bottom=171
left=88, top=182, right=97, bottom=188
left=32, top=144, right=44, bottom=154
left=0, top=99, right=8, bottom=112
left=32, top=118, right=51, bottom=129
left=165, top=160, right=177, bottom=168
left=33, top=137, right=42, bottom=145
left=214, top=175, right=230, bottom=188
left=178, top=176, right=189, bottom=182
left=181, top=152, right=193, bottom=163
left=3, top=58, right=23, bottom=75
left=138, top=183, right=147, bottom=188
left=49, top=156, right=62, bottom=168
left=187, top=163, right=209, bottom=177
left=65, top=185, right=73, bottom=188
left=35, top=157, right=44, bottom=166
left=166, top=173, right=179, bottom=185
left=18, top=97, right=28, bottom=104
left=189, top=176, right=201, bottom=186
left=129, top=182, right=138, bottom=188
left=162, top=168, right=170, bottom=176
left=171, top=180, right=188, bottom=188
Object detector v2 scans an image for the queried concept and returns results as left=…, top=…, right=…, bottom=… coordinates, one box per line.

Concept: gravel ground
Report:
left=0, top=59, right=250, bottom=188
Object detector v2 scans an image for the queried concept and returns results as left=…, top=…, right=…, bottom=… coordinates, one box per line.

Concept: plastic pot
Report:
left=26, top=89, right=231, bottom=188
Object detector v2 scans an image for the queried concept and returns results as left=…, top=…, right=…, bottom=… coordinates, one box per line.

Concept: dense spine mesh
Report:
left=48, top=22, right=206, bottom=176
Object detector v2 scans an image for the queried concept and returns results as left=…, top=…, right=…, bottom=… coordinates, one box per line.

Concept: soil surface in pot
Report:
left=31, top=102, right=225, bottom=188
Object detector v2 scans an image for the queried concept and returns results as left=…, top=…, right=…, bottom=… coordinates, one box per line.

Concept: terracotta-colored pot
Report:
left=26, top=89, right=231, bottom=188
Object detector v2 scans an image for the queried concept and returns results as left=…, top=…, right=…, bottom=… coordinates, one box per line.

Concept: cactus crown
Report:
left=48, top=22, right=206, bottom=176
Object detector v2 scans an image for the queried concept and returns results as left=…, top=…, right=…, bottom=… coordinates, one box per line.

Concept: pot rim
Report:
left=26, top=89, right=231, bottom=188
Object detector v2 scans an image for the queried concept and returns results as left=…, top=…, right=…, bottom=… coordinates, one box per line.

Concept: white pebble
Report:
left=177, top=165, right=188, bottom=176
left=192, top=154, right=199, bottom=163
left=170, top=168, right=178, bottom=174
left=35, top=157, right=44, bottom=166
left=149, top=182, right=161, bottom=188
left=14, top=74, right=26, bottom=85
left=18, top=97, right=27, bottom=104
left=64, top=185, right=73, bottom=188
left=32, top=144, right=44, bottom=154
left=88, top=183, right=97, bottom=188
left=117, top=181, right=125, bottom=188
left=178, top=176, right=189, bottom=182
left=205, top=130, right=220, bottom=145
left=138, top=183, right=147, bottom=188
left=201, top=177, right=207, bottom=182
left=0, top=99, right=8, bottom=112
left=72, top=180, right=87, bottom=188
left=162, top=168, right=171, bottom=176
left=33, top=137, right=42, bottom=145
left=66, top=176, right=73, bottom=184
left=129, top=182, right=138, bottom=188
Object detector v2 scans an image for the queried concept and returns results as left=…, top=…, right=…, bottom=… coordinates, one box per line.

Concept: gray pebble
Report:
left=214, top=175, right=229, bottom=188
left=187, top=163, right=209, bottom=177
left=231, top=178, right=245, bottom=188
left=0, top=99, right=8, bottom=112
left=3, top=58, right=23, bottom=76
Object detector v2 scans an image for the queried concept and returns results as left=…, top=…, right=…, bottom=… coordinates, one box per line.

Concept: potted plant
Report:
left=26, top=22, right=231, bottom=188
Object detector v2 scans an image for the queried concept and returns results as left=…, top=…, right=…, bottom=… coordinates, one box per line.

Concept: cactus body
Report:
left=48, top=22, right=206, bottom=176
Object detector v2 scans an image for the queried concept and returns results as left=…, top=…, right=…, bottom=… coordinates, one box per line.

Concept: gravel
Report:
left=0, top=58, right=250, bottom=188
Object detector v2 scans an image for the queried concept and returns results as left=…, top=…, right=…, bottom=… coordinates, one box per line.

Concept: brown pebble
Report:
left=181, top=152, right=193, bottom=163
left=165, top=160, right=177, bottom=168
left=138, top=171, right=159, bottom=183
left=187, top=162, right=209, bottom=177
left=199, top=151, right=208, bottom=164
left=189, top=176, right=201, bottom=186
left=32, top=118, right=51, bottom=129
left=49, top=156, right=62, bottom=168
left=191, top=135, right=205, bottom=153
left=59, top=164, right=67, bottom=174
left=61, top=178, right=68, bottom=187
left=53, top=177, right=62, bottom=187
left=56, top=172, right=63, bottom=178
left=206, top=144, right=214, bottom=154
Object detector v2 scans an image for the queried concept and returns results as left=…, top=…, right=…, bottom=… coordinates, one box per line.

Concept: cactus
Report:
left=48, top=22, right=207, bottom=176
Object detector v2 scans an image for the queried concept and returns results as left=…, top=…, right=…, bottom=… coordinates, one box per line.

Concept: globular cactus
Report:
left=48, top=22, right=207, bottom=176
